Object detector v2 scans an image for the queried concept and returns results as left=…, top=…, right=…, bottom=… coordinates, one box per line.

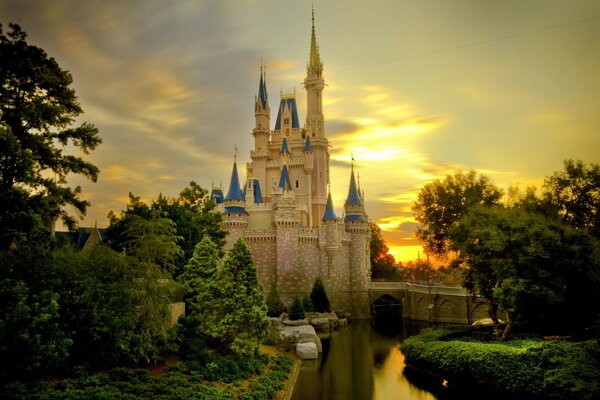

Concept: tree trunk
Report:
left=500, top=316, right=513, bottom=342
left=488, top=301, right=499, bottom=325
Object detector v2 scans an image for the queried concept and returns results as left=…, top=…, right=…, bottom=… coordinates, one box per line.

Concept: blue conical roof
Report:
left=278, top=164, right=291, bottom=191
left=225, top=160, right=245, bottom=201
left=258, top=68, right=268, bottom=108
left=322, top=191, right=337, bottom=221
left=252, top=179, right=263, bottom=204
left=304, top=135, right=313, bottom=152
left=345, top=166, right=362, bottom=206
left=274, top=98, right=300, bottom=129
left=280, top=138, right=290, bottom=155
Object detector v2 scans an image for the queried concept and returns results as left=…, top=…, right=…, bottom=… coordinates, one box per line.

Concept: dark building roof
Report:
left=258, top=69, right=268, bottom=108
left=55, top=227, right=108, bottom=251
left=224, top=206, right=248, bottom=215
left=274, top=98, right=300, bottom=130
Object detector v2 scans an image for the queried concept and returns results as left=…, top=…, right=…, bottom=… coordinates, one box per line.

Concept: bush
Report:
left=266, top=290, right=285, bottom=318
left=401, top=327, right=600, bottom=400
left=288, top=296, right=306, bottom=321
left=310, top=277, right=330, bottom=313
left=302, top=293, right=314, bottom=313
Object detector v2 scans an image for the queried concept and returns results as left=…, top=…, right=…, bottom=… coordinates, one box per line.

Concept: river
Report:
left=290, top=320, right=439, bottom=400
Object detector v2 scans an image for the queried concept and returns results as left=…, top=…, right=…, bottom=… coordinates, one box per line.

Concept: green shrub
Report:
left=266, top=290, right=286, bottom=318
left=302, top=293, right=314, bottom=313
left=288, top=296, right=306, bottom=320
left=401, top=327, right=600, bottom=400
left=310, top=277, right=330, bottom=313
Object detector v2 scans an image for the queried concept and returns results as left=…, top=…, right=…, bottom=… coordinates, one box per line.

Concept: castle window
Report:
left=284, top=118, right=289, bottom=125
left=295, top=180, right=299, bottom=188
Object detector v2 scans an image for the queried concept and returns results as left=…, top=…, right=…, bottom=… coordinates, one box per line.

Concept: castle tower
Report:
left=222, top=156, right=248, bottom=250
left=344, top=161, right=371, bottom=316
left=251, top=66, right=270, bottom=201
left=304, top=8, right=329, bottom=227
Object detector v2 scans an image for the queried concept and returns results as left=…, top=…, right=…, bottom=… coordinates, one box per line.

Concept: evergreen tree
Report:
left=302, top=293, right=314, bottom=313
left=180, top=236, right=219, bottom=304
left=311, top=277, right=331, bottom=313
left=266, top=287, right=286, bottom=318
left=288, top=296, right=306, bottom=320
left=203, top=238, right=268, bottom=357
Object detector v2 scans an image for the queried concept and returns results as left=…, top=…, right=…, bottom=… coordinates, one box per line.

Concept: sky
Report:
left=2, top=0, right=600, bottom=262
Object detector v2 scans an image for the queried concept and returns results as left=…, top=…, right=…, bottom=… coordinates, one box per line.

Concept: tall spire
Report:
left=225, top=156, right=244, bottom=201
left=322, top=189, right=337, bottom=221
left=345, top=158, right=362, bottom=206
left=309, top=5, right=321, bottom=68
left=258, top=63, right=268, bottom=108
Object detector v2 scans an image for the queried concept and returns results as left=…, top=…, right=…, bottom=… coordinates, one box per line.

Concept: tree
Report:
left=543, top=159, right=600, bottom=236
left=180, top=236, right=219, bottom=306
left=266, top=287, right=286, bottom=318
left=288, top=296, right=306, bottom=321
left=203, top=238, right=268, bottom=357
left=0, top=23, right=101, bottom=246
left=107, top=182, right=227, bottom=277
left=310, top=277, right=331, bottom=313
left=368, top=222, right=401, bottom=280
left=450, top=206, right=600, bottom=340
left=53, top=245, right=138, bottom=367
left=413, top=171, right=503, bottom=256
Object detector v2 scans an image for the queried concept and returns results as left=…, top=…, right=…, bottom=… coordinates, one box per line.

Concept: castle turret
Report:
left=222, top=157, right=248, bottom=250
left=251, top=66, right=270, bottom=201
left=323, top=190, right=338, bottom=257
left=344, top=161, right=371, bottom=316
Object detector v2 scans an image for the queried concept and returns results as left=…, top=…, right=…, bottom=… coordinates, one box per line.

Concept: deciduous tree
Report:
left=413, top=171, right=502, bottom=256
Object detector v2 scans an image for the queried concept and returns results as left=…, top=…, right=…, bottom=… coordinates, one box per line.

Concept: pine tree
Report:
left=311, top=277, right=331, bottom=313
left=180, top=236, right=219, bottom=306
left=266, top=286, right=286, bottom=318
left=203, top=238, right=269, bottom=357
left=288, top=296, right=306, bottom=320
left=302, top=293, right=314, bottom=313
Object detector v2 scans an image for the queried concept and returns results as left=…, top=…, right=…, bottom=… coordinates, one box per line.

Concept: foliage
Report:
left=288, top=296, right=306, bottom=321
left=202, top=238, right=269, bottom=358
left=302, top=293, right=314, bottom=313
left=543, top=159, right=600, bottom=237
left=401, top=327, right=600, bottom=400
left=368, top=222, right=402, bottom=280
left=0, top=242, right=71, bottom=381
left=0, top=23, right=101, bottom=246
left=107, top=182, right=227, bottom=278
left=179, top=236, right=218, bottom=307
left=310, top=277, right=331, bottom=313
left=266, top=288, right=286, bottom=318
left=53, top=245, right=139, bottom=367
left=412, top=171, right=503, bottom=256
left=450, top=206, right=600, bottom=338
left=243, top=354, right=294, bottom=400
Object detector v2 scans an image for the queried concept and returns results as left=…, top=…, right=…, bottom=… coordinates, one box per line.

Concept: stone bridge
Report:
left=368, top=281, right=490, bottom=324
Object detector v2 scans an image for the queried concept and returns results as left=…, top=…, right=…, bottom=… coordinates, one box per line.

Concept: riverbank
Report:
left=400, top=326, right=600, bottom=400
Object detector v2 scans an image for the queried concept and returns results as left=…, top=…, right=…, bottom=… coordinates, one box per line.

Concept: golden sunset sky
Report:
left=3, top=1, right=600, bottom=262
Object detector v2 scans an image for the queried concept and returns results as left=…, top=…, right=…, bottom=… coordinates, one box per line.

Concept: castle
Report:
left=211, top=11, right=372, bottom=317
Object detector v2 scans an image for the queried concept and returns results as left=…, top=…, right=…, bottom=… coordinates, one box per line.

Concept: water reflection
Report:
left=291, top=321, right=438, bottom=400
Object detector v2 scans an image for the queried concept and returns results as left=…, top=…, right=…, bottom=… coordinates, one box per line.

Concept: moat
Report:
left=291, top=320, right=438, bottom=400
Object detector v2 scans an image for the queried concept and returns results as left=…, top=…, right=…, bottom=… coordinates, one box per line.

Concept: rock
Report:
left=338, top=318, right=348, bottom=328
left=310, top=317, right=330, bottom=332
left=280, top=324, right=322, bottom=352
left=328, top=314, right=340, bottom=330
left=270, top=317, right=282, bottom=327
left=343, top=312, right=353, bottom=322
left=283, top=318, right=309, bottom=326
left=296, top=341, right=318, bottom=359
